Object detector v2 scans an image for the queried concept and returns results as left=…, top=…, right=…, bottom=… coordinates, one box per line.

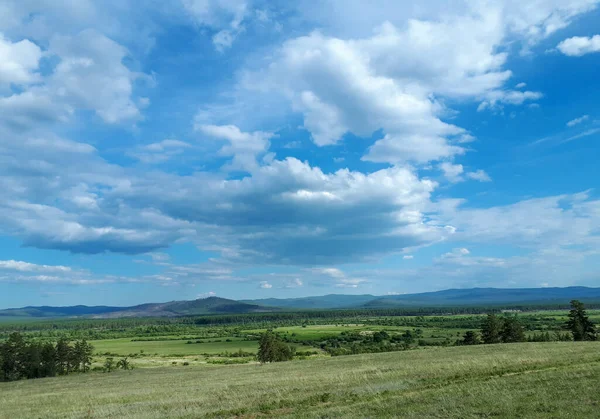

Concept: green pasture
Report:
left=91, top=337, right=259, bottom=356
left=2, top=342, right=599, bottom=418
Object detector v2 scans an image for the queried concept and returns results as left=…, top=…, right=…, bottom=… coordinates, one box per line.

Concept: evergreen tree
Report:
left=567, top=300, right=597, bottom=341
left=40, top=342, right=57, bottom=377
left=500, top=316, right=526, bottom=343
left=481, top=314, right=502, bottom=344
left=1, top=333, right=26, bottom=381
left=55, top=338, right=72, bottom=375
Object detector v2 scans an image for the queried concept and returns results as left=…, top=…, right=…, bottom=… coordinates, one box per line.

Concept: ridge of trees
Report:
left=1, top=334, right=93, bottom=382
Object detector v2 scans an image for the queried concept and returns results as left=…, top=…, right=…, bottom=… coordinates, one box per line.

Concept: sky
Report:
left=1, top=0, right=600, bottom=309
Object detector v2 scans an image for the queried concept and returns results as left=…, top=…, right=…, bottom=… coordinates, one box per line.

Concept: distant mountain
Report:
left=0, top=297, right=274, bottom=319
left=245, top=287, right=600, bottom=309
left=2, top=287, right=600, bottom=319
left=0, top=305, right=124, bottom=318
left=363, top=287, right=600, bottom=308
left=242, top=294, right=377, bottom=310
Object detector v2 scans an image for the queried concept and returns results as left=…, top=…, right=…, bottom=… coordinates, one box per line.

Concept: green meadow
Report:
left=1, top=342, right=599, bottom=418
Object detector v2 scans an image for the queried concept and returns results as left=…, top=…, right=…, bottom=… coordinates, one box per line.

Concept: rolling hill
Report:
left=243, top=294, right=377, bottom=309
left=0, top=297, right=273, bottom=319
left=2, top=287, right=600, bottom=318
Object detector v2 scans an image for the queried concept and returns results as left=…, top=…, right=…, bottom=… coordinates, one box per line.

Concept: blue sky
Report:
left=1, top=0, right=600, bottom=308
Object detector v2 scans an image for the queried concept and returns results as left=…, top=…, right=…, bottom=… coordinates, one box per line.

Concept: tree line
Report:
left=0, top=333, right=93, bottom=382
left=459, top=300, right=597, bottom=345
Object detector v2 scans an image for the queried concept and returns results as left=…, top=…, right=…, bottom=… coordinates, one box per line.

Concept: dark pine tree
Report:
left=500, top=316, right=526, bottom=343
left=481, top=314, right=502, bottom=344
left=567, top=300, right=597, bottom=341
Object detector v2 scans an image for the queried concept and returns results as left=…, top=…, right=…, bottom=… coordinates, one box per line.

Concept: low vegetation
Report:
left=0, top=300, right=598, bottom=416
left=1, top=342, right=599, bottom=418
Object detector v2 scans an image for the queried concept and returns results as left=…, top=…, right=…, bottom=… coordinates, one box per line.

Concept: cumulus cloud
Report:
left=0, top=30, right=146, bottom=135
left=557, top=35, right=600, bottom=56
left=0, top=34, right=42, bottom=86
left=435, top=193, right=600, bottom=249
left=47, top=30, right=145, bottom=124
left=196, top=124, right=274, bottom=172
left=182, top=0, right=249, bottom=50
left=440, top=163, right=492, bottom=183
left=465, top=170, right=492, bottom=182
left=0, top=0, right=598, bottom=295
left=260, top=280, right=272, bottom=289
left=235, top=1, right=583, bottom=165
left=439, top=163, right=465, bottom=183
left=567, top=115, right=590, bottom=127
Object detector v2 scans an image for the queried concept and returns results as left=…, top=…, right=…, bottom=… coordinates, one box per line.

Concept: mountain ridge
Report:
left=2, top=287, right=600, bottom=318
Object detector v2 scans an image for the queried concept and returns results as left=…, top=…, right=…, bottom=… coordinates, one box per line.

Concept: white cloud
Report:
left=260, top=280, right=272, bottom=289
left=0, top=30, right=146, bottom=134
left=285, top=278, right=304, bottom=288
left=47, top=30, right=145, bottom=124
left=403, top=255, right=414, bottom=260
left=128, top=139, right=192, bottom=164
left=439, top=162, right=464, bottom=183
left=466, top=170, right=492, bottom=182
left=477, top=90, right=543, bottom=111
left=440, top=163, right=491, bottom=183
left=515, top=82, right=527, bottom=89
left=182, top=0, right=248, bottom=50
left=563, top=128, right=600, bottom=143
left=237, top=1, right=584, bottom=165
left=0, top=34, right=42, bottom=86
left=314, top=268, right=345, bottom=278
left=197, top=291, right=217, bottom=298
left=334, top=278, right=367, bottom=288
left=567, top=115, right=590, bottom=127
left=442, top=247, right=471, bottom=258
left=557, top=35, right=600, bottom=56
left=0, top=260, right=72, bottom=273
left=435, top=193, right=600, bottom=250
left=196, top=124, right=274, bottom=172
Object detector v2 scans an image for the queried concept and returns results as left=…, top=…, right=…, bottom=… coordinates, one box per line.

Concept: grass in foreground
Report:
left=1, top=342, right=599, bottom=418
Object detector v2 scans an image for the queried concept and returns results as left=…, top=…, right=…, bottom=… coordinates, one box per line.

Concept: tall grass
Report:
left=1, top=342, right=599, bottom=418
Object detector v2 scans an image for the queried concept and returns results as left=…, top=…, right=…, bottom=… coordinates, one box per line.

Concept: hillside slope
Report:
left=364, top=286, right=600, bottom=308
left=1, top=342, right=599, bottom=418
left=0, top=297, right=273, bottom=319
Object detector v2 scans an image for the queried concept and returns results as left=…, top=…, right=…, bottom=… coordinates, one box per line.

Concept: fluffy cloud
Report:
left=0, top=30, right=146, bottom=135
left=557, top=35, right=600, bottom=56
left=0, top=34, right=42, bottom=86
left=196, top=124, right=274, bottom=172
left=435, top=192, right=600, bottom=249
left=47, top=30, right=145, bottom=123
left=182, top=0, right=248, bottom=50
left=260, top=280, right=272, bottom=289
left=439, top=163, right=492, bottom=183
left=239, top=1, right=589, bottom=165
left=439, top=163, right=465, bottom=183
left=465, top=170, right=492, bottom=182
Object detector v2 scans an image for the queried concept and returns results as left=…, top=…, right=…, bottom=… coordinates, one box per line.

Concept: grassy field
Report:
left=91, top=337, right=259, bottom=356
left=1, top=342, right=599, bottom=418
